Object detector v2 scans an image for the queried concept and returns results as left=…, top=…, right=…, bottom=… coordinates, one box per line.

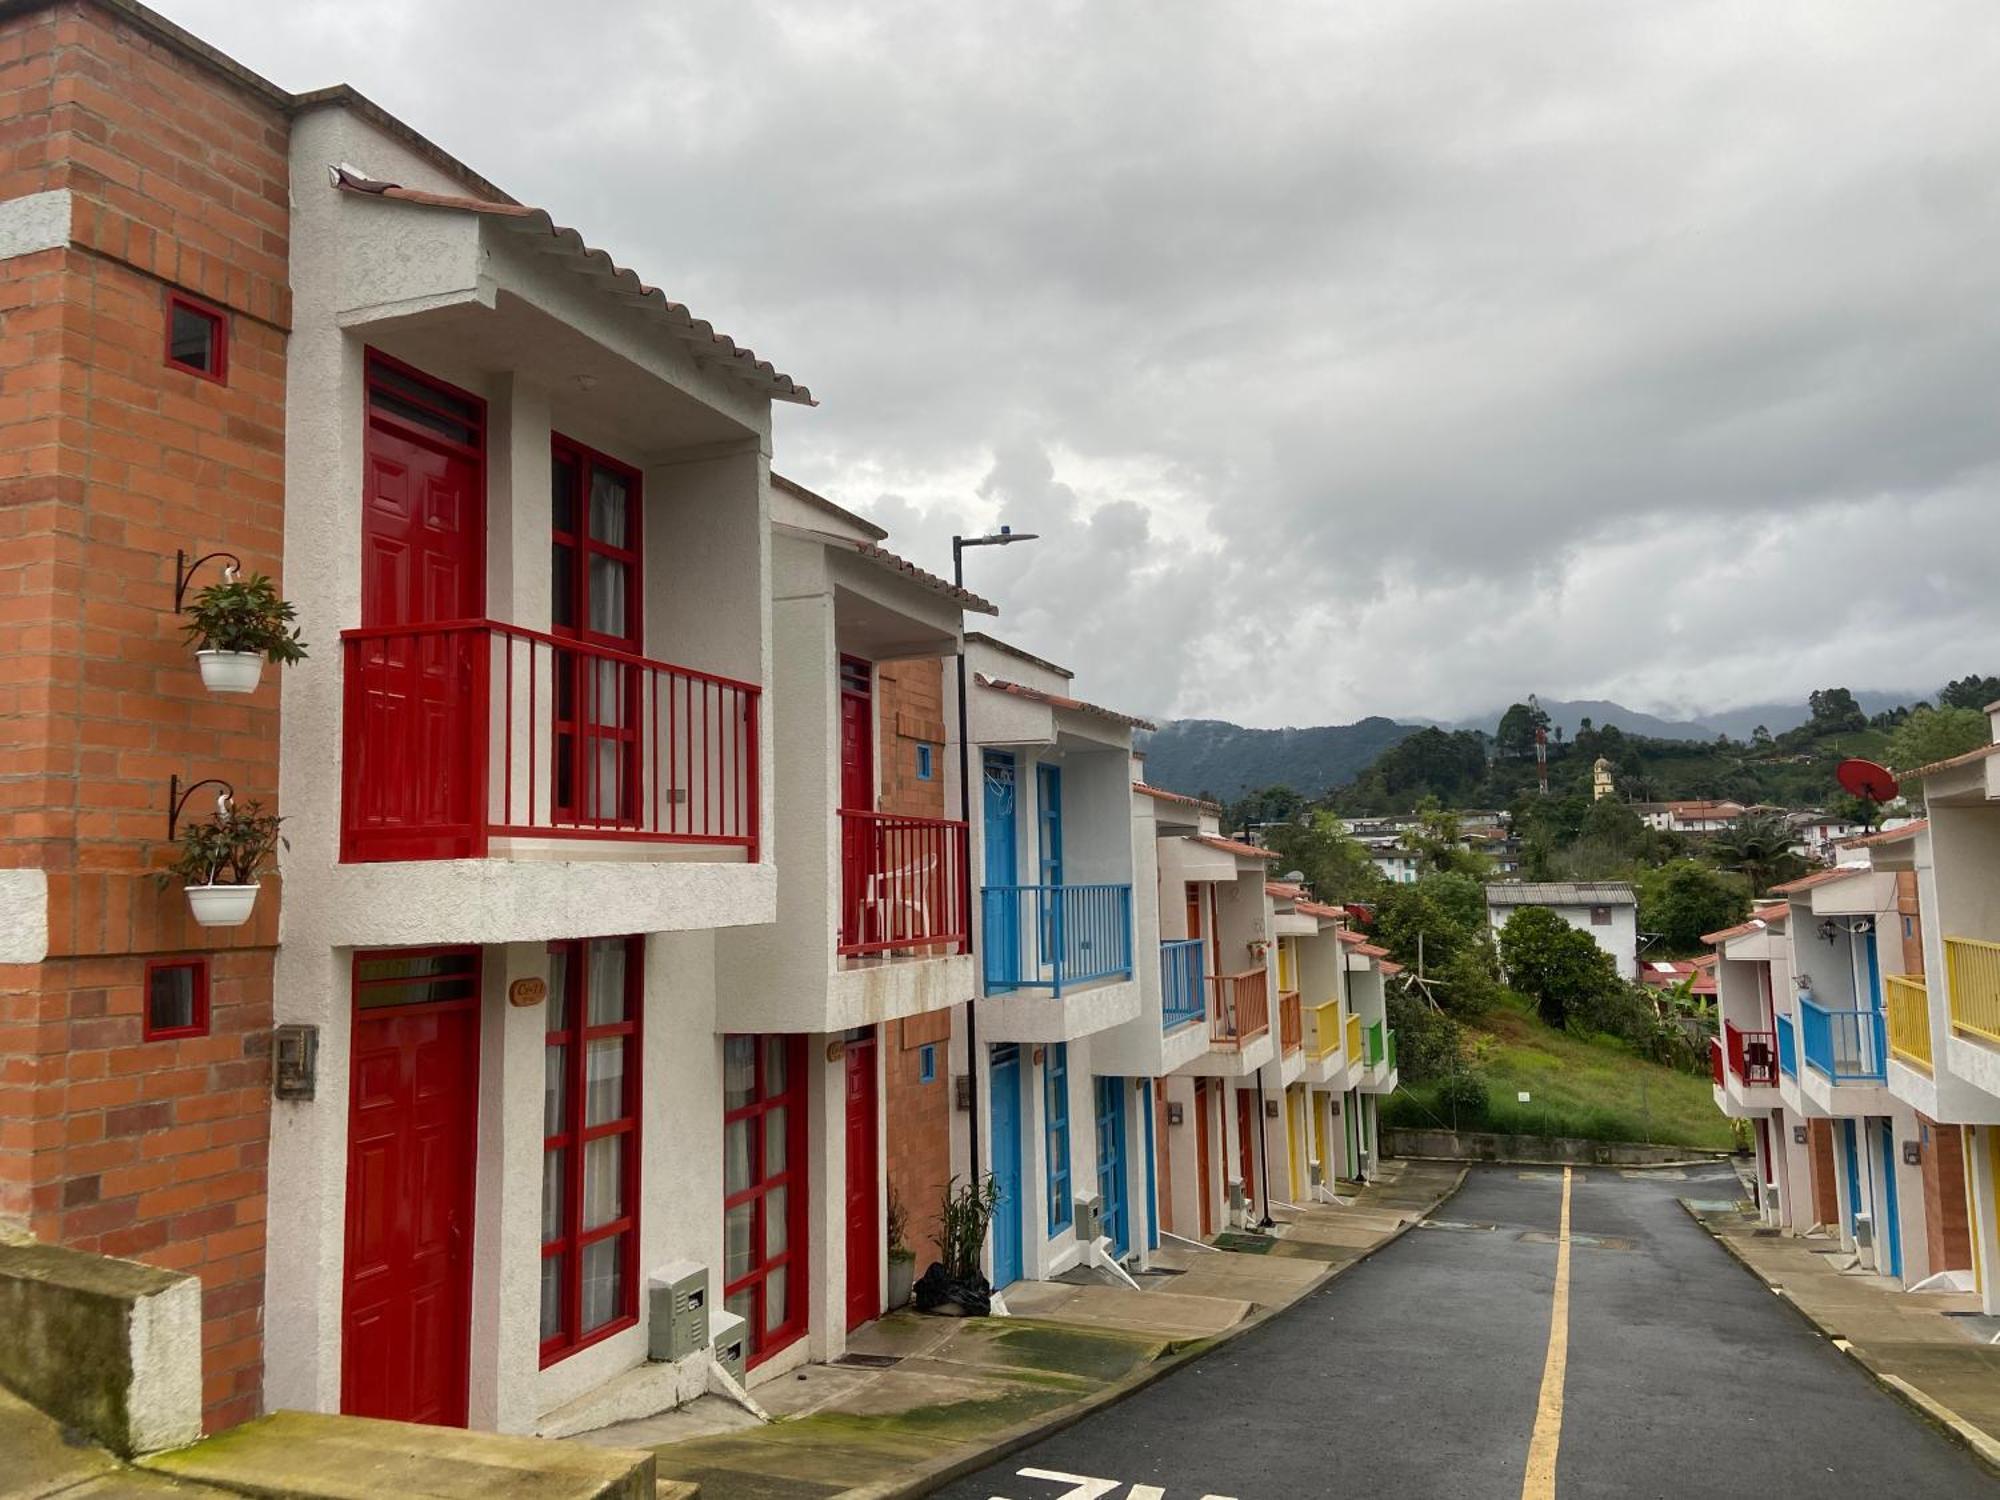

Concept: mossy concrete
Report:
left=143, top=1410, right=658, bottom=1499
left=0, top=1239, right=201, bottom=1458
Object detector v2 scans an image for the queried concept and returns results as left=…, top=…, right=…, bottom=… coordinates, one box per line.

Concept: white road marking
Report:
left=994, top=1471, right=1236, bottom=1500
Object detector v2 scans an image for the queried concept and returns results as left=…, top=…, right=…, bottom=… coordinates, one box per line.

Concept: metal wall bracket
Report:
left=173, top=548, right=243, bottom=612
left=167, top=775, right=235, bottom=840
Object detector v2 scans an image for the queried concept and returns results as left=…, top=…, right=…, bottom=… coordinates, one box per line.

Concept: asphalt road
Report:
left=934, top=1163, right=1999, bottom=1500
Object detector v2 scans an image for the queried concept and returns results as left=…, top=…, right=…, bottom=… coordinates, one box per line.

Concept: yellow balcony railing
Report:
left=1886, top=972, right=1932, bottom=1071
left=1946, top=936, right=2000, bottom=1048
left=1307, top=999, right=1342, bottom=1059
left=1346, top=1011, right=1363, bottom=1060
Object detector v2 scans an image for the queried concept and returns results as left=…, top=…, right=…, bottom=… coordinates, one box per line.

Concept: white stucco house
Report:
left=1485, top=881, right=1640, bottom=981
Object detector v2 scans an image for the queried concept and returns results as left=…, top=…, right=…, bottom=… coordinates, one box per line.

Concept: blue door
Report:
left=1841, top=1119, right=1862, bottom=1238
left=1877, top=1119, right=1903, bottom=1278
left=989, top=1044, right=1024, bottom=1287
left=1094, top=1075, right=1128, bottom=1257
left=1140, top=1079, right=1160, bottom=1251
left=983, top=753, right=1018, bottom=990
left=1036, top=763, right=1063, bottom=972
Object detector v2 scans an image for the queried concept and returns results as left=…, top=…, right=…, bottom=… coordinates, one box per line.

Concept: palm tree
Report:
left=1709, top=810, right=1807, bottom=896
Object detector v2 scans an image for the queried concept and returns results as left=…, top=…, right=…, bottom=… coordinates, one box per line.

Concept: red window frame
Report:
left=540, top=936, right=643, bottom=1365
left=164, top=290, right=228, bottom=384
left=142, top=956, right=209, bottom=1040
left=722, top=1033, right=809, bottom=1367
left=550, top=435, right=645, bottom=828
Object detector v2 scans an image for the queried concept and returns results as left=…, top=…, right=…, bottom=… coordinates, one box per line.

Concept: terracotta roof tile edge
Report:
left=1133, top=782, right=1224, bottom=814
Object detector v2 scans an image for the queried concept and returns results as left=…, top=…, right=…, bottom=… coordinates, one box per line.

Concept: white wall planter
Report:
left=186, top=883, right=259, bottom=928
left=888, top=1255, right=915, bottom=1310
left=196, top=651, right=264, bottom=695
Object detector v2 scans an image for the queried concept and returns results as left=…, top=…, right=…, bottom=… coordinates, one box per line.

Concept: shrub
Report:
left=936, top=1175, right=1001, bottom=1283
left=182, top=573, right=308, bottom=664
left=1498, top=906, right=1621, bottom=1027
left=1384, top=988, right=1464, bottom=1083
left=1438, top=946, right=1503, bottom=1016
left=1436, top=1067, right=1489, bottom=1126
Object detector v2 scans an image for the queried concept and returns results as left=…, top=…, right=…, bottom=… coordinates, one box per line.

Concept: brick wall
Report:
left=0, top=0, right=288, bottom=1432
left=875, top=658, right=953, bottom=1267
left=875, top=657, right=946, bottom=820
left=1920, top=1116, right=1972, bottom=1273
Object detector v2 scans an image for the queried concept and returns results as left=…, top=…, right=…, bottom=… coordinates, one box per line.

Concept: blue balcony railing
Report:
left=981, top=883, right=1133, bottom=996
left=1160, top=937, right=1206, bottom=1032
left=1775, top=1012, right=1797, bottom=1078
left=1799, top=998, right=1886, bottom=1084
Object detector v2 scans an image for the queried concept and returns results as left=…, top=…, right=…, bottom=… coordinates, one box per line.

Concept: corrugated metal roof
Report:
left=330, top=166, right=813, bottom=406
left=1484, top=882, right=1636, bottom=907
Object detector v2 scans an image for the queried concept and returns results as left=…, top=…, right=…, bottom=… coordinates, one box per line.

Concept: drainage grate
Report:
left=1212, top=1231, right=1278, bottom=1254
left=830, top=1352, right=903, bottom=1369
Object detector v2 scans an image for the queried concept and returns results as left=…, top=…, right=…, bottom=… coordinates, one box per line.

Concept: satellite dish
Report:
left=1837, top=758, right=1899, bottom=803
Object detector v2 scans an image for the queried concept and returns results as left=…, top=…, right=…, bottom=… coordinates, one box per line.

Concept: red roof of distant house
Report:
left=975, top=675, right=1156, bottom=731
left=1769, top=865, right=1870, bottom=896
left=1640, top=959, right=1717, bottom=995
left=1134, top=783, right=1223, bottom=815
left=1838, top=819, right=1928, bottom=850
left=1191, top=834, right=1281, bottom=862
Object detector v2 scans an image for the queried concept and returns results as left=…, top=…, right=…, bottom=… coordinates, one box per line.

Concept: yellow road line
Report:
left=1521, top=1164, right=1573, bottom=1500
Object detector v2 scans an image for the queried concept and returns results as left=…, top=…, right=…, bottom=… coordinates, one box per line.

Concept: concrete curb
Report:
left=839, top=1167, right=1472, bottom=1500
left=1384, top=1160, right=1728, bottom=1184
left=1679, top=1200, right=2000, bottom=1478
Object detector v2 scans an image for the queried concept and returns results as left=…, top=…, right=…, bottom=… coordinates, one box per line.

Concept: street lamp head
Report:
left=955, top=527, right=1041, bottom=550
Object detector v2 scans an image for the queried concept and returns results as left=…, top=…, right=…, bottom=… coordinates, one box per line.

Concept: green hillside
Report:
left=1384, top=995, right=1734, bottom=1151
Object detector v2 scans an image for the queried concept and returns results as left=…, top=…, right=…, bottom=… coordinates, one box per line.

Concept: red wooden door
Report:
left=844, top=1030, right=881, bottom=1331
left=342, top=949, right=481, bottom=1427
left=349, top=353, right=487, bottom=860
left=1193, top=1080, right=1213, bottom=1238
left=1236, top=1090, right=1257, bottom=1205
left=1155, top=1085, right=1175, bottom=1235
left=838, top=657, right=873, bottom=811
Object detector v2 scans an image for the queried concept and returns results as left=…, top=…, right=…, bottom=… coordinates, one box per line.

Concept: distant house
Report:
left=1633, top=799, right=1745, bottom=835
left=1639, top=956, right=1717, bottom=1004
left=1485, top=881, right=1640, bottom=981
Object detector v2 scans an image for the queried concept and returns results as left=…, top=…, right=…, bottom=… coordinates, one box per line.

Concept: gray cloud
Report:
left=165, top=0, right=2000, bottom=725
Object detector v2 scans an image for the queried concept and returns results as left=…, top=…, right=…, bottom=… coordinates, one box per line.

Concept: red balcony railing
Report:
left=1725, top=1021, right=1778, bottom=1086
left=1279, top=990, right=1303, bottom=1056
left=1210, top=969, right=1270, bottom=1049
left=340, top=620, right=759, bottom=863
left=1709, top=1035, right=1726, bottom=1087
left=837, top=810, right=970, bottom=958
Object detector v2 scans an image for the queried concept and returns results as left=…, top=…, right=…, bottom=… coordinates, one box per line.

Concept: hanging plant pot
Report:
left=195, top=649, right=266, bottom=695
left=186, top=883, right=260, bottom=928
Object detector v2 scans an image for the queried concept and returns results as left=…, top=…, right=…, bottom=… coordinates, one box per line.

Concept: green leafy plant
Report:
left=171, top=800, right=285, bottom=887
left=887, top=1185, right=913, bottom=1264
left=936, top=1174, right=1002, bottom=1283
left=183, top=573, right=307, bottom=664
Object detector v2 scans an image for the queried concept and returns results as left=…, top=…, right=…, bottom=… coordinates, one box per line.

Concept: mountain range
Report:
left=1139, top=691, right=1927, bottom=801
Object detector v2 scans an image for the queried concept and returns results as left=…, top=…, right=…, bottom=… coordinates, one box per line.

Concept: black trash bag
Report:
left=912, top=1260, right=992, bottom=1317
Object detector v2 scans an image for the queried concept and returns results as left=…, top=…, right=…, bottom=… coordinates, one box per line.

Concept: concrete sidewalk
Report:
left=1686, top=1197, right=2000, bottom=1470
left=573, top=1158, right=1465, bottom=1499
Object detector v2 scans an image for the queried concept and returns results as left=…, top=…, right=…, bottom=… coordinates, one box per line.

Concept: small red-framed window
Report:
left=143, top=957, right=209, bottom=1040
left=540, top=935, right=643, bottom=1364
left=164, top=291, right=228, bottom=384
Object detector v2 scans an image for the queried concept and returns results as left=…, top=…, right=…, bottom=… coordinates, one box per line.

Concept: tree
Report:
left=1498, top=906, right=1620, bottom=1028
left=1751, top=724, right=1772, bottom=747
left=1887, top=706, right=1988, bottom=779
left=1496, top=700, right=1549, bottom=760
left=1808, top=687, right=1867, bottom=733
left=1709, top=810, right=1807, bottom=897
left=1399, top=797, right=1493, bottom=878
left=1262, top=811, right=1383, bottom=906
left=1634, top=860, right=1749, bottom=956
left=1938, top=675, right=2000, bottom=712
left=1375, top=872, right=1491, bottom=978
left=1226, top=784, right=1305, bottom=834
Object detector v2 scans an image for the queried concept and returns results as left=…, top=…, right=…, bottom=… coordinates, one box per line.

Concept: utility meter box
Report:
left=1309, top=1159, right=1324, bottom=1188
left=648, top=1261, right=709, bottom=1363
left=1854, top=1213, right=1874, bottom=1251
left=1227, top=1180, right=1246, bottom=1215
left=711, top=1307, right=748, bottom=1385
left=1074, top=1194, right=1103, bottom=1242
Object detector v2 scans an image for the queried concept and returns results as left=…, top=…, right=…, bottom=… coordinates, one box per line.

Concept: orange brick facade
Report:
left=876, top=657, right=954, bottom=1268
left=0, top=1, right=288, bottom=1431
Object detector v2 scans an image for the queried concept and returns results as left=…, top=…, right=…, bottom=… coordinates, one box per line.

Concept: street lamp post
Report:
left=953, top=527, right=1037, bottom=1186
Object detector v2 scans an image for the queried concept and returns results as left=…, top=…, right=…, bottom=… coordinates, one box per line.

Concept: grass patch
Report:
left=1383, top=994, right=1735, bottom=1151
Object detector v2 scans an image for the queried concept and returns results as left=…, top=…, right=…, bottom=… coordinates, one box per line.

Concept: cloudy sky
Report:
left=169, top=0, right=2000, bottom=727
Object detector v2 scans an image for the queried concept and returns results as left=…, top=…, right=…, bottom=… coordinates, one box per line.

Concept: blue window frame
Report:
left=919, top=1044, right=937, bottom=1083
left=1044, top=1042, right=1071, bottom=1233
left=916, top=744, right=934, bottom=780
